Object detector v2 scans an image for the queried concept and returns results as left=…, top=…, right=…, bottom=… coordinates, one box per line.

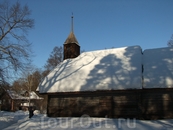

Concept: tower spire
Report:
left=71, top=13, right=74, bottom=32
left=63, top=14, right=80, bottom=60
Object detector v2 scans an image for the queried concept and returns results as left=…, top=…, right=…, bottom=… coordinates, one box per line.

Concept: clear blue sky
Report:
left=17, top=0, right=173, bottom=69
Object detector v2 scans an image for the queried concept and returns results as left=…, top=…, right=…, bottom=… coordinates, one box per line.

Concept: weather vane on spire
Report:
left=71, top=12, right=74, bottom=32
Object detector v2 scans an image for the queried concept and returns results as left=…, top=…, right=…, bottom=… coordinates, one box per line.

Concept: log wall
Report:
left=47, top=88, right=173, bottom=119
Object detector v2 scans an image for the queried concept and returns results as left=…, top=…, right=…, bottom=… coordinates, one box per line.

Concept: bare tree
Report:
left=30, top=70, right=42, bottom=91
left=41, top=69, right=50, bottom=79
left=12, top=69, right=47, bottom=113
left=167, top=34, right=173, bottom=47
left=44, top=46, right=63, bottom=72
left=0, top=1, right=34, bottom=83
left=12, top=78, right=26, bottom=93
left=12, top=69, right=42, bottom=92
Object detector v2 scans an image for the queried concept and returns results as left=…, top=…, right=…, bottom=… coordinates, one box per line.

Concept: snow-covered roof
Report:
left=7, top=90, right=24, bottom=99
left=6, top=90, right=43, bottom=100
left=29, top=91, right=42, bottom=99
left=38, top=45, right=142, bottom=93
left=143, top=47, right=173, bottom=88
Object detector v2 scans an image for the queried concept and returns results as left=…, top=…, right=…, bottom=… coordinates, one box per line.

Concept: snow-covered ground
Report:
left=1, top=111, right=173, bottom=130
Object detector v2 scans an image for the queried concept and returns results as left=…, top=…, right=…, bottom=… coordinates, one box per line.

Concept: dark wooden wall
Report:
left=47, top=88, right=173, bottom=120
left=1, top=93, right=12, bottom=111
left=63, top=43, right=80, bottom=60
left=141, top=89, right=173, bottom=119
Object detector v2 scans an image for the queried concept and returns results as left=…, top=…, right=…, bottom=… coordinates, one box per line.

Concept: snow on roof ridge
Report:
left=79, top=45, right=141, bottom=54
left=143, top=46, right=173, bottom=52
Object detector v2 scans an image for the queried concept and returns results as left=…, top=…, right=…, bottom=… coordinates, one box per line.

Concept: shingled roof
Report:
left=64, top=31, right=79, bottom=45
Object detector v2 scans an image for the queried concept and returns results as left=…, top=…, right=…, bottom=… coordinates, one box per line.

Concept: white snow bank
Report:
left=0, top=111, right=28, bottom=129
left=38, top=45, right=142, bottom=93
left=143, top=47, right=173, bottom=88
left=1, top=111, right=173, bottom=130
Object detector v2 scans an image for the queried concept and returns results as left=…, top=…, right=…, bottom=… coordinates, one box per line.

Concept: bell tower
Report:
left=63, top=15, right=80, bottom=60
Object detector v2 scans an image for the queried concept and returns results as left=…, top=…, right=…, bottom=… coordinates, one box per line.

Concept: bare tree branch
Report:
left=44, top=46, right=63, bottom=72
left=167, top=34, right=173, bottom=47
left=0, top=1, right=34, bottom=83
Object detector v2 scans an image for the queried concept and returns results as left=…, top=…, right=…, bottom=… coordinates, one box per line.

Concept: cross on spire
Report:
left=71, top=13, right=74, bottom=32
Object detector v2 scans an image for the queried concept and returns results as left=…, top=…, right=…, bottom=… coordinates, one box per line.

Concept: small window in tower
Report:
left=67, top=47, right=70, bottom=51
left=65, top=46, right=70, bottom=59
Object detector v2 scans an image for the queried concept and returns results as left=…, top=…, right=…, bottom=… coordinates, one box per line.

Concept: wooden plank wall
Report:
left=47, top=88, right=173, bottom=119
left=141, top=89, right=173, bottom=119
